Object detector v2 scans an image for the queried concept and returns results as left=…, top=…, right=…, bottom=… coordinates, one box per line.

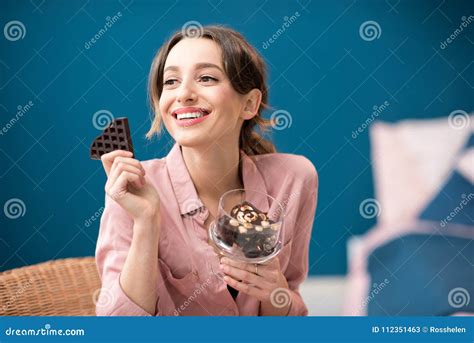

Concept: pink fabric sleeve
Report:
left=286, top=167, right=318, bottom=316
left=95, top=195, right=156, bottom=316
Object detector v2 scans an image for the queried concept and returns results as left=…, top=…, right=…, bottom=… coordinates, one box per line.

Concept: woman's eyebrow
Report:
left=163, top=63, right=224, bottom=73
left=194, top=63, right=224, bottom=72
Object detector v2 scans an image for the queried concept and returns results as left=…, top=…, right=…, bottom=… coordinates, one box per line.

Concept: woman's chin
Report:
left=172, top=132, right=212, bottom=148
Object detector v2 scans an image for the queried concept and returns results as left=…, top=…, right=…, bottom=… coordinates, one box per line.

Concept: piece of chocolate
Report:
left=90, top=117, right=134, bottom=160
left=231, top=201, right=268, bottom=225
left=216, top=215, right=237, bottom=247
left=215, top=200, right=279, bottom=259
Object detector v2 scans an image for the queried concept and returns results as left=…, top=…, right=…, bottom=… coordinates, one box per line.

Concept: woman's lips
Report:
left=174, top=111, right=211, bottom=127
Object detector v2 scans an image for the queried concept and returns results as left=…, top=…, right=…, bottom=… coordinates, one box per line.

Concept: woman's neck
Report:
left=181, top=142, right=243, bottom=201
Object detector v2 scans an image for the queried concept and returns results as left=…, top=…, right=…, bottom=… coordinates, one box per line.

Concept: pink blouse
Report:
left=95, top=143, right=318, bottom=316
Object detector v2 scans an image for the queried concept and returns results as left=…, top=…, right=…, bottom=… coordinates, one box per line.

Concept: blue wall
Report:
left=1, top=0, right=472, bottom=274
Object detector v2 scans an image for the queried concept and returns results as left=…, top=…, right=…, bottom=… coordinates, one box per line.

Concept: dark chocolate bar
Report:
left=90, top=117, right=134, bottom=160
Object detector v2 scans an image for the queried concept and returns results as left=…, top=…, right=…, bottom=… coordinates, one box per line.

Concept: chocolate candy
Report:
left=215, top=200, right=279, bottom=258
left=90, top=117, right=134, bottom=160
left=230, top=201, right=268, bottom=226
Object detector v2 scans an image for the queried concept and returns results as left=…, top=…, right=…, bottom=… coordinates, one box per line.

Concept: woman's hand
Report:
left=219, top=256, right=292, bottom=315
left=101, top=150, right=160, bottom=226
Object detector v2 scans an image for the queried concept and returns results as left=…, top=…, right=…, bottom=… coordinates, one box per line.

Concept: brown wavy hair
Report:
left=146, top=25, right=276, bottom=156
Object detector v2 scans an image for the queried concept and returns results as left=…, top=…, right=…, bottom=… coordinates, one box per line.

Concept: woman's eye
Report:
left=163, top=79, right=177, bottom=86
left=199, top=76, right=217, bottom=83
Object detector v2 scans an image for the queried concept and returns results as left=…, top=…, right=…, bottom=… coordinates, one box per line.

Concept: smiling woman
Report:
left=146, top=26, right=275, bottom=155
left=95, top=25, right=318, bottom=316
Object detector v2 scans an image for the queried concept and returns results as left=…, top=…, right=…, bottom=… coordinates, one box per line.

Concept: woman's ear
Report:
left=240, top=89, right=262, bottom=120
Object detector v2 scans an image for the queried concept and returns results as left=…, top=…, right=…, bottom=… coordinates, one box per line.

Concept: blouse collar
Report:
left=166, top=143, right=269, bottom=216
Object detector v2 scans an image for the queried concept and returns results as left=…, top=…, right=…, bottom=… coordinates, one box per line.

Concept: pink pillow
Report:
left=344, top=113, right=473, bottom=316
left=456, top=148, right=474, bottom=183
left=369, top=115, right=473, bottom=227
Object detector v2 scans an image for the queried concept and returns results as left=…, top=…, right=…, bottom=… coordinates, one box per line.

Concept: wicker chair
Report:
left=0, top=257, right=100, bottom=316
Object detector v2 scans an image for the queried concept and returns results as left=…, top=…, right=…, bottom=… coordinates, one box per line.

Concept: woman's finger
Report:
left=219, top=263, right=273, bottom=290
left=107, top=162, right=145, bottom=189
left=220, top=257, right=276, bottom=283
left=223, top=275, right=267, bottom=300
left=219, top=257, right=255, bottom=273
left=107, top=171, right=143, bottom=199
left=100, top=150, right=133, bottom=176
left=110, top=156, right=145, bottom=176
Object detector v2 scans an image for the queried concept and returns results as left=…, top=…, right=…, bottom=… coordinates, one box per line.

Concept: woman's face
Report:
left=159, top=38, right=256, bottom=149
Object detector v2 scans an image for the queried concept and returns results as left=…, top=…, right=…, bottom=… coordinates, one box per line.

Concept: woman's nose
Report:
left=176, top=79, right=196, bottom=104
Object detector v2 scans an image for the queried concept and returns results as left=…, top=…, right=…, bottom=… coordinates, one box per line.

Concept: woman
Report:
left=95, top=25, right=318, bottom=316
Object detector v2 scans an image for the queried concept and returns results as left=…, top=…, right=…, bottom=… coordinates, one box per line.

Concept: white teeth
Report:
left=176, top=112, right=203, bottom=120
